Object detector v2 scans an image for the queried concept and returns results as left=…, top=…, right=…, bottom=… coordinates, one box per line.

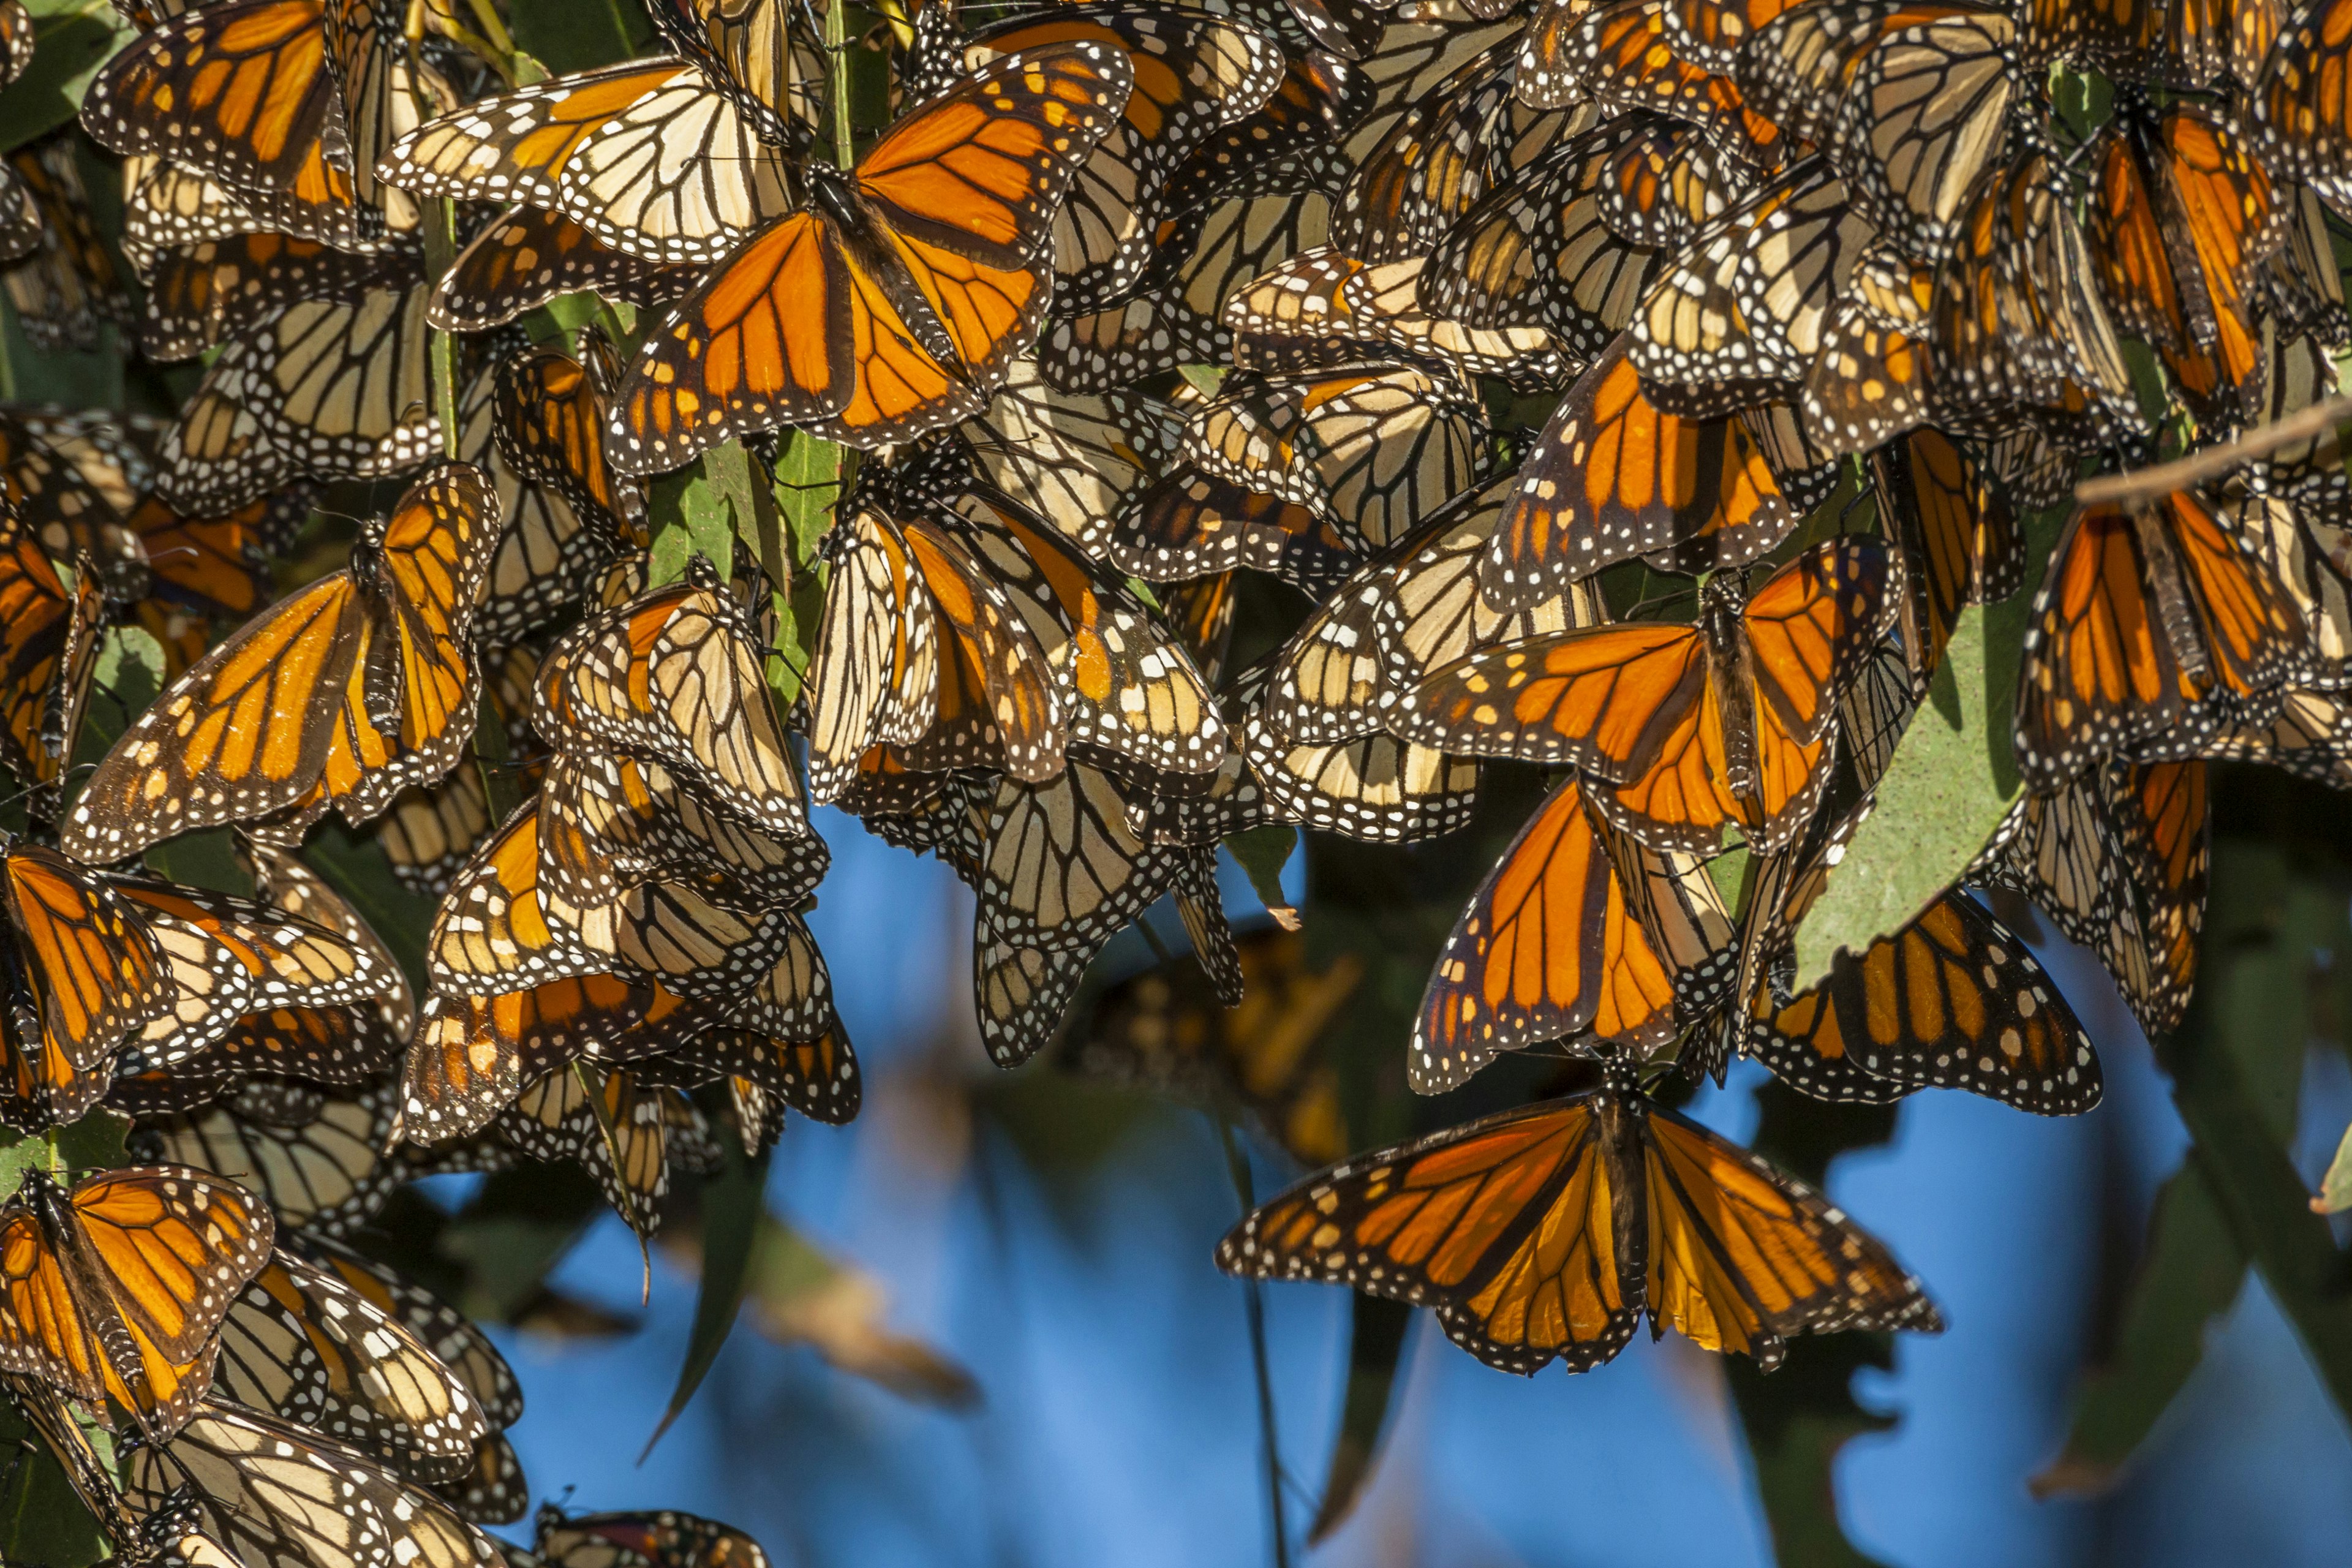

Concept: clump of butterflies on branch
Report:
left=0, top=0, right=2338, bottom=1551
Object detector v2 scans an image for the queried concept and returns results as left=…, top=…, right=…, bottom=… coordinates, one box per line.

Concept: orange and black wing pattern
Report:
left=0, top=1164, right=274, bottom=1440
left=1743, top=890, right=2102, bottom=1113
left=2015, top=490, right=2309, bottom=791
left=63, top=463, right=497, bottom=861
left=1487, top=337, right=1801, bottom=604
left=0, top=845, right=176, bottom=1128
left=1637, top=1098, right=1940, bottom=1365
left=1412, top=775, right=1732, bottom=1093
left=1219, top=1092, right=1643, bottom=1374
left=612, top=43, right=1133, bottom=469
left=1218, top=1079, right=1939, bottom=1374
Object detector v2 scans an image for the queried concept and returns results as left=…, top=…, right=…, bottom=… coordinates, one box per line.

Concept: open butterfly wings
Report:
left=1217, top=1080, right=1939, bottom=1374
left=0, top=1165, right=275, bottom=1442
left=609, top=44, right=1137, bottom=469
left=62, top=464, right=500, bottom=862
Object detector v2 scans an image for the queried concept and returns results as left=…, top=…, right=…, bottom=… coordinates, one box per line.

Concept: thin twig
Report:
left=1215, top=1114, right=1292, bottom=1568
left=2074, top=393, right=2352, bottom=506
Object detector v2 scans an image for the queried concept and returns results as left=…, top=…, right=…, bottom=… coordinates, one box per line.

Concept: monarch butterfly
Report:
left=1158, top=50, right=1363, bottom=214
left=123, top=489, right=289, bottom=641
left=424, top=1430, right=529, bottom=1527
left=2013, top=490, right=2311, bottom=791
left=1223, top=251, right=1566, bottom=386
left=539, top=749, right=828, bottom=915
left=970, top=762, right=1212, bottom=953
left=1419, top=115, right=1724, bottom=358
left=2168, top=0, right=2279, bottom=85
left=1218, top=1061, right=1942, bottom=1373
left=954, top=6, right=1286, bottom=312
left=534, top=565, right=809, bottom=837
left=1818, top=6, right=2016, bottom=258
left=1039, top=184, right=1335, bottom=394
left=0, top=410, right=139, bottom=565
left=286, top=1231, right=523, bottom=1431
left=2210, top=486, right=2352, bottom=683
left=1262, top=480, right=1602, bottom=743
left=605, top=44, right=1133, bottom=467
left=1974, top=759, right=2207, bottom=1037
left=1481, top=336, right=1812, bottom=608
left=2207, top=685, right=2352, bottom=785
left=1415, top=774, right=1735, bottom=1093
left=1518, top=0, right=1787, bottom=172
left=0, top=1164, right=274, bottom=1441
left=1739, top=875, right=2102, bottom=1112
left=536, top=1504, right=772, bottom=1568
left=498, top=1061, right=715, bottom=1237
left=140, top=230, right=413, bottom=363
left=1404, top=538, right=1902, bottom=855
left=2024, top=0, right=2162, bottom=71
left=2087, top=105, right=2274, bottom=420
left=0, top=2, right=35, bottom=259
left=240, top=837, right=415, bottom=1038
left=1333, top=42, right=1515, bottom=263
left=153, top=277, right=440, bottom=514
left=450, top=377, right=603, bottom=656
left=0, top=137, right=134, bottom=353
left=124, top=1400, right=503, bottom=1568
left=1183, top=364, right=1489, bottom=549
left=1928, top=149, right=2145, bottom=443
left=83, top=0, right=409, bottom=255
left=1106, top=464, right=1362, bottom=600
left=1242, top=704, right=1483, bottom=843
left=428, top=799, right=830, bottom=1005
left=2254, top=1, right=2352, bottom=209
left=127, top=1079, right=399, bottom=1237
left=1071, top=929, right=1360, bottom=1165
left=1873, top=427, right=2022, bottom=683
left=1800, top=242, right=1936, bottom=457
left=802, top=499, right=1065, bottom=799
left=494, top=330, right=646, bottom=549
left=644, top=0, right=826, bottom=148
left=105, top=873, right=398, bottom=1085
left=1634, top=158, right=1875, bottom=419
left=960, top=361, right=1181, bottom=534
left=63, top=462, right=500, bottom=862
left=210, top=1247, right=487, bottom=1467
left=0, top=517, right=102, bottom=802
left=430, top=204, right=704, bottom=334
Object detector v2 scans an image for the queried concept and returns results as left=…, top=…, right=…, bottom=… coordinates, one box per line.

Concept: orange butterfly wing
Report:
left=1217, top=1097, right=1640, bottom=1374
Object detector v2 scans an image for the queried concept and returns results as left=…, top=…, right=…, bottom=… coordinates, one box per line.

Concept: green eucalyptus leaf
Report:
left=1789, top=505, right=2063, bottom=989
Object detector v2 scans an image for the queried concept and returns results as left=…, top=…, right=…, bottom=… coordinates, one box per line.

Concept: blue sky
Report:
left=486, top=810, right=2352, bottom=1568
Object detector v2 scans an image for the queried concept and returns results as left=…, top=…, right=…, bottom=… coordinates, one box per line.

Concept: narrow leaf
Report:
left=0, top=2, right=131, bottom=155
left=1227, top=824, right=1300, bottom=927
left=1306, top=1295, right=1413, bottom=1545
left=2033, top=1166, right=2245, bottom=1498
left=644, top=1139, right=772, bottom=1457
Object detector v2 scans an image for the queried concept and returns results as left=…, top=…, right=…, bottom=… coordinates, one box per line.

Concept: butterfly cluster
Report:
left=0, top=0, right=2332, bottom=1543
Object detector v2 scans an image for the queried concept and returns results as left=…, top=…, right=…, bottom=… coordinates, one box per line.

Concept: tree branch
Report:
left=2074, top=393, right=2352, bottom=507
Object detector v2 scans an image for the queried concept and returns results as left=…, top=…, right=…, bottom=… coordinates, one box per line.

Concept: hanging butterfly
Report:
left=1218, top=1057, right=1942, bottom=1373
left=603, top=45, right=1133, bottom=467
left=64, top=462, right=501, bottom=862
left=1404, top=538, right=1902, bottom=855
left=533, top=562, right=810, bottom=836
left=0, top=135, right=135, bottom=352
left=1972, top=758, right=2207, bottom=1038
left=127, top=1078, right=401, bottom=1237
left=1872, top=426, right=2023, bottom=684
left=1479, top=334, right=1825, bottom=611
left=536, top=1503, right=772, bottom=1568
left=2013, top=489, right=2311, bottom=792
left=0, top=517, right=103, bottom=805
left=123, top=1400, right=503, bottom=1568
left=0, top=1164, right=274, bottom=1441
left=1413, top=773, right=1735, bottom=1093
